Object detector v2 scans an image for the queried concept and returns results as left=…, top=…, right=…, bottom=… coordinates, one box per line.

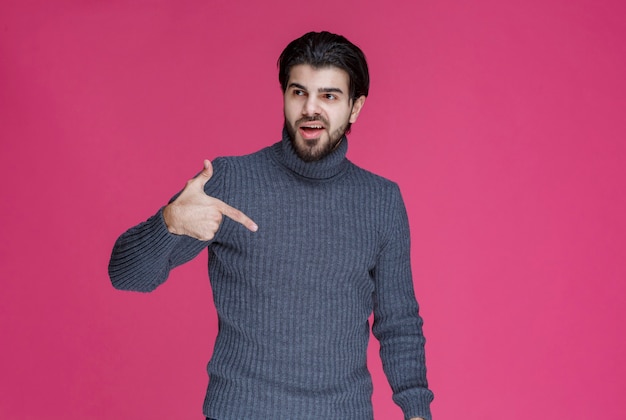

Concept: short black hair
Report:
left=278, top=31, right=370, bottom=100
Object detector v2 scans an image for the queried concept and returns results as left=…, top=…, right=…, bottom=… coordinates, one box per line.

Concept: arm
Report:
left=108, top=159, right=257, bottom=292
left=371, top=185, right=433, bottom=420
left=107, top=208, right=208, bottom=292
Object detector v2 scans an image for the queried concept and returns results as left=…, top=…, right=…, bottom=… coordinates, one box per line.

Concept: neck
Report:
left=271, top=127, right=350, bottom=180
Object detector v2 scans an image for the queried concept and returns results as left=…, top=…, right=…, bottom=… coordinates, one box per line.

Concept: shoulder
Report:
left=346, top=161, right=403, bottom=198
left=211, top=144, right=273, bottom=172
left=200, top=145, right=271, bottom=196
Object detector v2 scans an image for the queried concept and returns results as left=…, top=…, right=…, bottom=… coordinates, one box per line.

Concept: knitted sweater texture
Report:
left=108, top=130, right=433, bottom=420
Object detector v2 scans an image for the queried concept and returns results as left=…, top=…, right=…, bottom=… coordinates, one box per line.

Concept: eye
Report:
left=324, top=94, right=337, bottom=100
left=293, top=89, right=306, bottom=96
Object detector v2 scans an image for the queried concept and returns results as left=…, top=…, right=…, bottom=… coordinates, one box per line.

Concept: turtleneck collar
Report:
left=270, top=127, right=350, bottom=180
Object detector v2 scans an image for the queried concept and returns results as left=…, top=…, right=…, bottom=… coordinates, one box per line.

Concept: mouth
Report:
left=298, top=122, right=325, bottom=140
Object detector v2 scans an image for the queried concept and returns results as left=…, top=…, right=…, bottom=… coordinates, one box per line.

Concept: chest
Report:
left=211, top=178, right=386, bottom=292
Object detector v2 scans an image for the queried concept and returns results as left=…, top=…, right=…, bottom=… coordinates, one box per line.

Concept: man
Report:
left=109, top=31, right=433, bottom=420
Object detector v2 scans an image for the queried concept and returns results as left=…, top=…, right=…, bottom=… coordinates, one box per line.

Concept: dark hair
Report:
left=278, top=31, right=369, bottom=100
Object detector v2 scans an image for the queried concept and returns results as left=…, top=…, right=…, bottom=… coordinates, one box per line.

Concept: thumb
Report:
left=191, top=159, right=214, bottom=188
left=199, top=159, right=213, bottom=180
left=186, top=159, right=214, bottom=193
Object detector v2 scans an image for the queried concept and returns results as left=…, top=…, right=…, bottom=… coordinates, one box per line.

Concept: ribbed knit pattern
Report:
left=109, top=129, right=433, bottom=420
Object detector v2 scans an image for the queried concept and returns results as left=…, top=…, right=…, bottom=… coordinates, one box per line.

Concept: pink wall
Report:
left=2, top=1, right=625, bottom=419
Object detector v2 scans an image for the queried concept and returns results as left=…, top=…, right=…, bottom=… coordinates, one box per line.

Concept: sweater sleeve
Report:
left=371, top=184, right=434, bottom=420
left=107, top=208, right=210, bottom=292
left=107, top=158, right=228, bottom=292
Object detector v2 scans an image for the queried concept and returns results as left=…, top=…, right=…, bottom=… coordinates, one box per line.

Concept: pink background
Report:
left=1, top=1, right=625, bottom=419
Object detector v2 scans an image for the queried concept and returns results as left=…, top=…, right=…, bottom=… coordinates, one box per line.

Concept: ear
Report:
left=349, top=95, right=366, bottom=124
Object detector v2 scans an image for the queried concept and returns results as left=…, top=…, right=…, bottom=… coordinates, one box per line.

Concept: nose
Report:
left=302, top=95, right=321, bottom=116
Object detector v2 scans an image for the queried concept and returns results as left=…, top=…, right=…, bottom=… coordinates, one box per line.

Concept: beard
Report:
left=284, top=116, right=350, bottom=162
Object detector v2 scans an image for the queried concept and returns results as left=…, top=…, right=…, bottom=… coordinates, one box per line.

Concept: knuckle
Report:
left=198, top=226, right=216, bottom=241
left=212, top=212, right=224, bottom=224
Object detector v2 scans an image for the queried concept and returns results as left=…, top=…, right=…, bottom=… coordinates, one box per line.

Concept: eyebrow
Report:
left=288, top=83, right=344, bottom=94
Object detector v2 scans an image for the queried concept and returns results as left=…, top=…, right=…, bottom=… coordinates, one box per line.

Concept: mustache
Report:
left=296, top=116, right=329, bottom=126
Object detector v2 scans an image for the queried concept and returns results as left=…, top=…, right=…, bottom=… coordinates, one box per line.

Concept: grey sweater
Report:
left=108, top=130, right=433, bottom=420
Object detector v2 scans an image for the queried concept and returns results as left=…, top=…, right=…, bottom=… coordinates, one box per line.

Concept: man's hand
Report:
left=163, top=159, right=258, bottom=241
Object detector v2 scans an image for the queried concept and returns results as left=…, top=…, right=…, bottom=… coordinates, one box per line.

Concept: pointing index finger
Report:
left=218, top=201, right=258, bottom=232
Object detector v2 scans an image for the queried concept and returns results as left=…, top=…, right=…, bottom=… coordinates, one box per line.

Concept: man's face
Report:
left=283, top=64, right=365, bottom=162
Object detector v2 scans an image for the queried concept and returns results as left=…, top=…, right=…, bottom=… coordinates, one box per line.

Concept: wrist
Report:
left=162, top=204, right=179, bottom=235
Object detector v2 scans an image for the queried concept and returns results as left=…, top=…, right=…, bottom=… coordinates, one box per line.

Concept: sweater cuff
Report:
left=108, top=208, right=183, bottom=292
left=393, top=387, right=434, bottom=420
